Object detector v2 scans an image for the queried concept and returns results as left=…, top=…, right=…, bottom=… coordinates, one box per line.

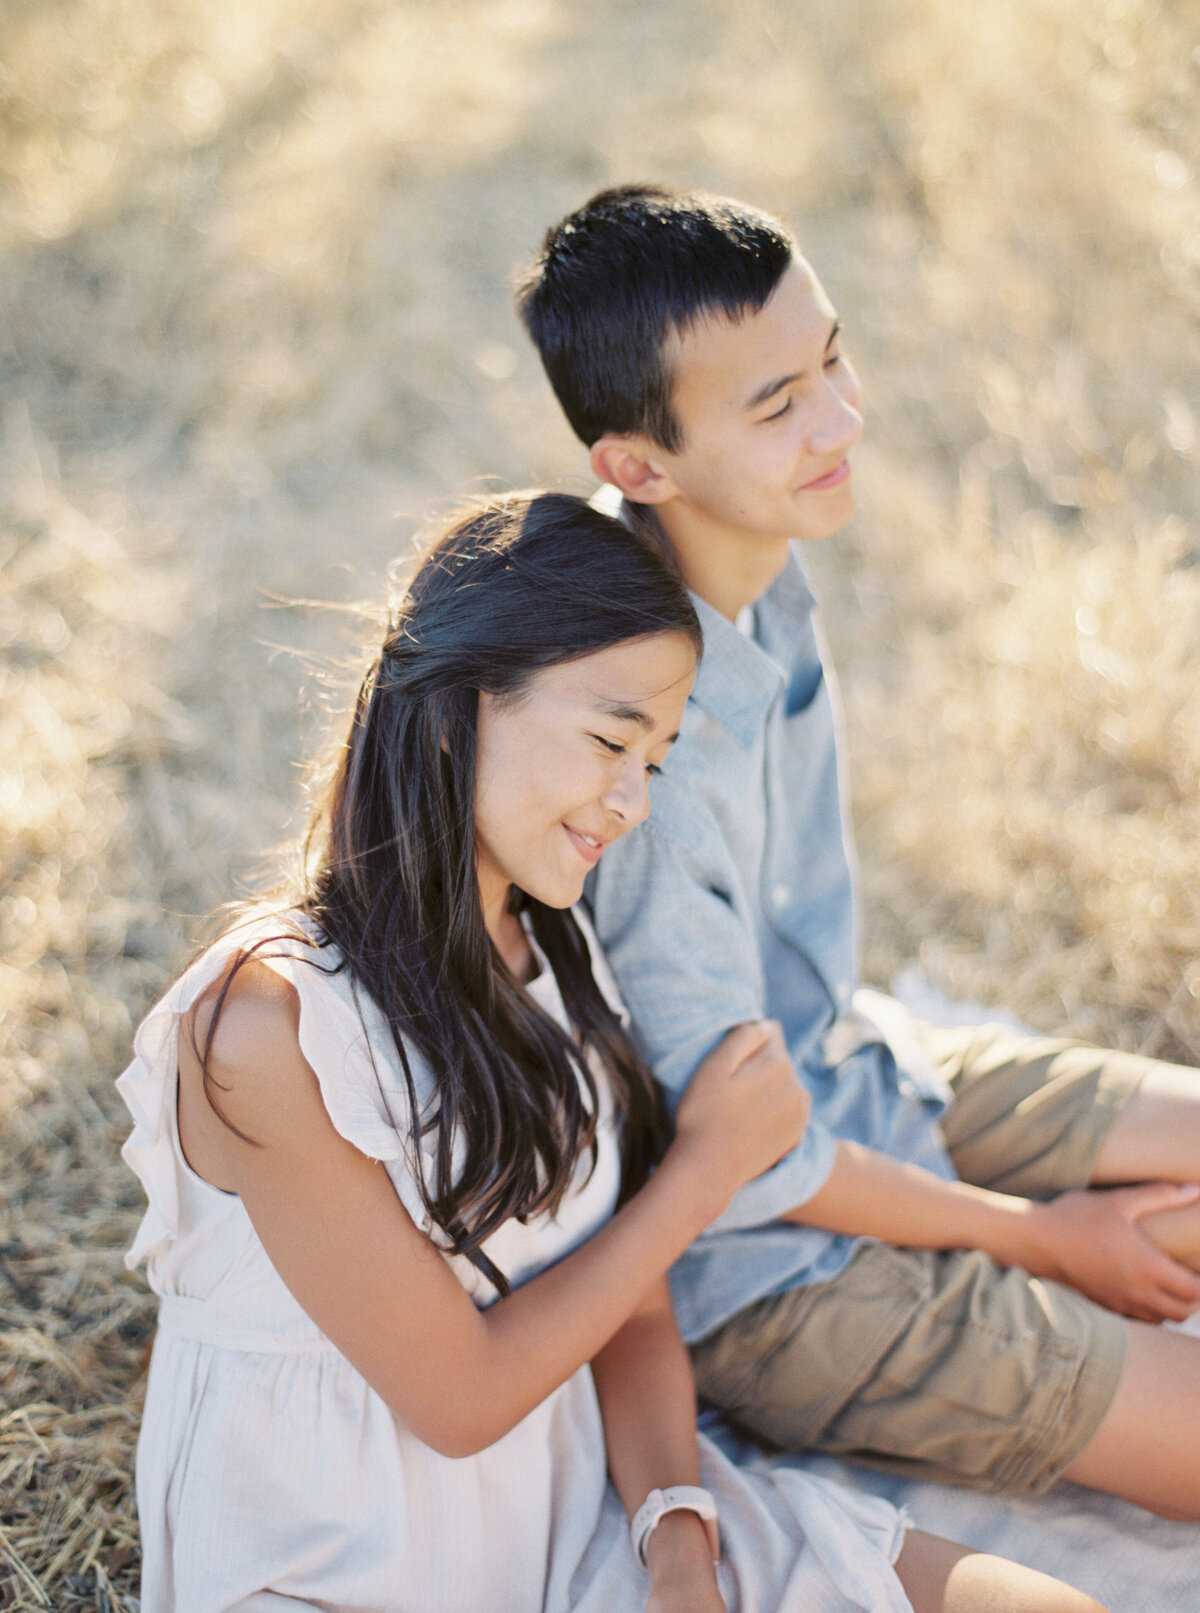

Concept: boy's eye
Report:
left=645, top=761, right=663, bottom=778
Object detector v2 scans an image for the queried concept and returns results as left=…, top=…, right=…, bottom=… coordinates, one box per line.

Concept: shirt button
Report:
left=772, top=883, right=791, bottom=908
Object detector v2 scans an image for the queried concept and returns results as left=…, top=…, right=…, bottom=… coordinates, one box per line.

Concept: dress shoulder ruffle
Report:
left=118, top=910, right=434, bottom=1272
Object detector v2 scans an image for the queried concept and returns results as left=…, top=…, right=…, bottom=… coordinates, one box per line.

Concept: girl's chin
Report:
left=522, top=873, right=587, bottom=911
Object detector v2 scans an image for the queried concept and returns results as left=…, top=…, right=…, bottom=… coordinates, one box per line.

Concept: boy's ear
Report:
left=589, top=434, right=679, bottom=506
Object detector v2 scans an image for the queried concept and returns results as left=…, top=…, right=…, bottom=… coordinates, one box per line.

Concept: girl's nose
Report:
left=604, top=762, right=652, bottom=827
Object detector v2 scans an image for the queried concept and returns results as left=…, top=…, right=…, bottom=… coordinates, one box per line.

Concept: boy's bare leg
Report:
left=1062, top=1322, right=1200, bottom=1518
left=1064, top=1048, right=1200, bottom=1515
left=1092, top=1061, right=1200, bottom=1186
left=895, top=1532, right=1106, bottom=1613
left=1091, top=1063, right=1200, bottom=1268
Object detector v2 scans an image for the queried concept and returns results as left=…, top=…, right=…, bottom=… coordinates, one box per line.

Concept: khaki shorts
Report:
left=691, top=1024, right=1152, bottom=1494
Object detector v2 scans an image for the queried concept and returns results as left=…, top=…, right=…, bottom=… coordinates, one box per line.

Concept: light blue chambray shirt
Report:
left=588, top=542, right=957, bottom=1344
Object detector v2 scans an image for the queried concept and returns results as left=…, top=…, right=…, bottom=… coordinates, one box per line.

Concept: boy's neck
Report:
left=655, top=503, right=792, bottom=623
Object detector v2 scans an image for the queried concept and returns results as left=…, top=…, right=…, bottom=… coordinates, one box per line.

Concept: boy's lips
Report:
left=797, top=458, right=850, bottom=491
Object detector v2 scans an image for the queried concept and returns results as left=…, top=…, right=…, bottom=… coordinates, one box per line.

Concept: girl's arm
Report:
left=590, top=1275, right=726, bottom=1612
left=177, top=959, right=806, bottom=1459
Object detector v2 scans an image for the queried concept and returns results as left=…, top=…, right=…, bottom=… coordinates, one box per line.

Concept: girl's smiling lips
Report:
left=564, top=824, right=607, bottom=866
left=797, top=458, right=851, bottom=492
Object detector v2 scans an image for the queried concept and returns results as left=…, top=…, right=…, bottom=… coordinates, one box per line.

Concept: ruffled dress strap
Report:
left=118, top=910, right=430, bottom=1279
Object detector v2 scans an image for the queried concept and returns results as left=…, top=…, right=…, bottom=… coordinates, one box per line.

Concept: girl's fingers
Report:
left=717, top=1021, right=773, bottom=1072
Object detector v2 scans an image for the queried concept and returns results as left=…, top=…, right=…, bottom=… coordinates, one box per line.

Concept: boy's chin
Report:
left=794, top=492, right=855, bottom=541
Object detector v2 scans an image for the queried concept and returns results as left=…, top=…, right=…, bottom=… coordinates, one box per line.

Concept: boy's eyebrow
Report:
left=743, top=320, right=841, bottom=411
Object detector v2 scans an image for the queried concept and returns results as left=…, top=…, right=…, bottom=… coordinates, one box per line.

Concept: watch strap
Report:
left=630, top=1484, right=720, bottom=1565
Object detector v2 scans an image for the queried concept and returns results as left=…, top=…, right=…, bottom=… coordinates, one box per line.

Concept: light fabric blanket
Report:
left=777, top=1432, right=1200, bottom=1612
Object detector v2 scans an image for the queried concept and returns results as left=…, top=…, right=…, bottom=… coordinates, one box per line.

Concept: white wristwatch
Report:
left=630, top=1485, right=720, bottom=1565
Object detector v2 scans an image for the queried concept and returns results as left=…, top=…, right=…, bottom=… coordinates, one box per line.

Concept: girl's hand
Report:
left=643, top=1512, right=727, bottom=1613
left=671, top=1019, right=809, bottom=1209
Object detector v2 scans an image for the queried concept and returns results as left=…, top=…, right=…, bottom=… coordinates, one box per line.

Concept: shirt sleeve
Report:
left=588, top=790, right=839, bottom=1229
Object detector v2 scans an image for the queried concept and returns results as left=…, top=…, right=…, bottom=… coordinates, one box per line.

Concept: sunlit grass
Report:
left=1, top=0, right=1197, bottom=1600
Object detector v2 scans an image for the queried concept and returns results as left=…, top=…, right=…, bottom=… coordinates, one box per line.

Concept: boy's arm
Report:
left=784, top=1139, right=1200, bottom=1322
left=589, top=800, right=839, bottom=1231
left=591, top=1276, right=726, bottom=1613
left=593, top=795, right=1200, bottom=1321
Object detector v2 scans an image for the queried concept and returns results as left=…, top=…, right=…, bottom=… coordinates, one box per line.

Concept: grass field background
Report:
left=2, top=0, right=1198, bottom=1602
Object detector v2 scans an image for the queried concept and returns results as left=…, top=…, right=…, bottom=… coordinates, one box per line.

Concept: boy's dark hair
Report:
left=515, top=184, right=794, bottom=452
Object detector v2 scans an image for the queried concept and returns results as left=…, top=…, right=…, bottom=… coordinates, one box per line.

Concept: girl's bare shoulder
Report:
left=180, top=953, right=316, bottom=1145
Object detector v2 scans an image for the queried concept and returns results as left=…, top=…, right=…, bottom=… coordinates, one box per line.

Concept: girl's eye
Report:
left=762, top=396, right=793, bottom=423
left=824, top=350, right=841, bottom=370
left=594, top=735, right=661, bottom=775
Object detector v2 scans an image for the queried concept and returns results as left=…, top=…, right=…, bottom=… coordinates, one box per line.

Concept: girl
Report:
left=120, top=491, right=1105, bottom=1613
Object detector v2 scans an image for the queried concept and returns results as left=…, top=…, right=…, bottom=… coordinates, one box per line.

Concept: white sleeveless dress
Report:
left=119, top=912, right=913, bottom=1613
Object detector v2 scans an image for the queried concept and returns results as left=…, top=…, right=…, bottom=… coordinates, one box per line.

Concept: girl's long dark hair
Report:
left=201, top=491, right=702, bottom=1293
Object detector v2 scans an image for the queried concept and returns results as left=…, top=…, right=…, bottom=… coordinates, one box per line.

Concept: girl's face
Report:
left=473, top=631, right=696, bottom=929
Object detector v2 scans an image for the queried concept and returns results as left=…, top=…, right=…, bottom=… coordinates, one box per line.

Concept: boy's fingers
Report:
left=1143, top=1287, right=1198, bottom=1322
left=1123, top=1179, right=1200, bottom=1220
left=1154, top=1294, right=1200, bottom=1323
left=1117, top=1181, right=1200, bottom=1304
left=1149, top=1255, right=1200, bottom=1308
left=1123, top=1229, right=1200, bottom=1310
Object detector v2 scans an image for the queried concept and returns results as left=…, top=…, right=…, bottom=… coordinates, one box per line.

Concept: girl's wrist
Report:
left=642, top=1509, right=716, bottom=1581
left=654, top=1143, right=732, bottom=1232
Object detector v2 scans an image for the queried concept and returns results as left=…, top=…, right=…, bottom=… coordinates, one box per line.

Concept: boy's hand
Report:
left=784, top=1139, right=1200, bottom=1324
left=671, top=1020, right=809, bottom=1211
left=1023, top=1182, right=1200, bottom=1322
left=643, top=1512, right=727, bottom=1613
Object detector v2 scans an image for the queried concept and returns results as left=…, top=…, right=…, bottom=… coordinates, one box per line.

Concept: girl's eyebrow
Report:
left=742, top=319, right=841, bottom=412
left=592, top=697, right=681, bottom=744
left=593, top=699, right=653, bottom=729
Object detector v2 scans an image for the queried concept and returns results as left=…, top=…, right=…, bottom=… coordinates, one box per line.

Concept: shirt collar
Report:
left=602, top=490, right=818, bottom=748
left=689, top=549, right=816, bottom=748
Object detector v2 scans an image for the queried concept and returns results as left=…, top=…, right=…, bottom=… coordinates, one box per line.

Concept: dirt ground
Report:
left=1, top=0, right=1198, bottom=1603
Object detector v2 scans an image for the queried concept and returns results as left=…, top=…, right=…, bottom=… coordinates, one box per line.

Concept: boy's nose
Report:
left=811, top=384, right=863, bottom=456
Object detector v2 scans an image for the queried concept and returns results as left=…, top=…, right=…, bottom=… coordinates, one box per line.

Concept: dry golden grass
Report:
left=1, top=0, right=1197, bottom=1602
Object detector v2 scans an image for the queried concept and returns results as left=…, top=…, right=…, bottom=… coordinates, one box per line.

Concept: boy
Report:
left=515, top=184, right=1200, bottom=1516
